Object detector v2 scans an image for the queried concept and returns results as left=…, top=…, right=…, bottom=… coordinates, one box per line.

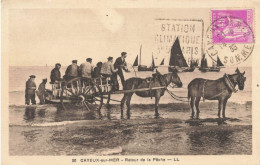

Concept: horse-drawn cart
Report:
left=45, top=76, right=167, bottom=111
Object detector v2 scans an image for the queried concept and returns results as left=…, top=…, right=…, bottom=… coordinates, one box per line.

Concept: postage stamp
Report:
left=205, top=9, right=254, bottom=66
left=211, top=9, right=254, bottom=43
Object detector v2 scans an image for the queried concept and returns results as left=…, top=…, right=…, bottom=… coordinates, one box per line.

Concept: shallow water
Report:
left=9, top=102, right=252, bottom=155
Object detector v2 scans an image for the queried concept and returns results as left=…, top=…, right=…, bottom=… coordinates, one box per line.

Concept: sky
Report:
left=7, top=8, right=252, bottom=67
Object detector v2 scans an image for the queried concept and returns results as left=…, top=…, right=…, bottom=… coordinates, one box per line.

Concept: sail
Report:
left=217, top=56, right=224, bottom=67
left=151, top=55, right=155, bottom=68
left=169, top=37, right=188, bottom=67
left=160, top=58, right=164, bottom=65
left=133, top=55, right=138, bottom=66
left=201, top=54, right=208, bottom=68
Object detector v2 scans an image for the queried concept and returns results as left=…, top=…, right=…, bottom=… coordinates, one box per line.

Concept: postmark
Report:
left=205, top=9, right=254, bottom=66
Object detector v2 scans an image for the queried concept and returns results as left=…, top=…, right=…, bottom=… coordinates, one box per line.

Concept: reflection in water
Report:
left=55, top=106, right=105, bottom=122
left=24, top=107, right=36, bottom=121
left=188, top=129, right=233, bottom=151
left=38, top=109, right=46, bottom=118
left=22, top=130, right=39, bottom=143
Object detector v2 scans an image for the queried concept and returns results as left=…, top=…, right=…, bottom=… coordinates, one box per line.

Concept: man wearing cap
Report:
left=25, top=75, right=37, bottom=105
left=113, top=52, right=129, bottom=89
left=50, top=63, right=62, bottom=83
left=79, top=58, right=94, bottom=79
left=64, top=60, right=79, bottom=80
left=101, top=57, right=118, bottom=90
left=37, top=78, right=47, bottom=104
left=93, top=62, right=103, bottom=78
left=101, top=57, right=118, bottom=77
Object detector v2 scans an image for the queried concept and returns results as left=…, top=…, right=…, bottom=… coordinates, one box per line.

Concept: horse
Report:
left=121, top=70, right=183, bottom=119
left=187, top=68, right=246, bottom=119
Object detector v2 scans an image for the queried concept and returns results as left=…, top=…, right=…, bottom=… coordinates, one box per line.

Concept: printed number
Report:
left=72, top=159, right=77, bottom=162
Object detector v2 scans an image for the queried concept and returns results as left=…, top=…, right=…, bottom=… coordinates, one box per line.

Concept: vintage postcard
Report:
left=1, top=0, right=260, bottom=165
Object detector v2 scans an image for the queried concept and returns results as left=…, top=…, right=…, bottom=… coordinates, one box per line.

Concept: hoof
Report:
left=190, top=116, right=194, bottom=119
left=155, top=114, right=160, bottom=119
left=106, top=104, right=112, bottom=109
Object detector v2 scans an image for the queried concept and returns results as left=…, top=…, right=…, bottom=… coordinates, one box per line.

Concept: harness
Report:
left=202, top=80, right=208, bottom=101
left=146, top=73, right=168, bottom=99
left=202, top=74, right=237, bottom=101
left=224, top=74, right=238, bottom=93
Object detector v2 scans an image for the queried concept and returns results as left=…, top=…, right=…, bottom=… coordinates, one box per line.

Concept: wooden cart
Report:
left=45, top=76, right=165, bottom=110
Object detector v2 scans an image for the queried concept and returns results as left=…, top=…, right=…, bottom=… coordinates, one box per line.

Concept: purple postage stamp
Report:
left=211, top=9, right=254, bottom=43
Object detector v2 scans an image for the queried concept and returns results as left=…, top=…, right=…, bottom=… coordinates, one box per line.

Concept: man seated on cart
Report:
left=79, top=58, right=94, bottom=84
left=101, top=56, right=118, bottom=91
left=64, top=60, right=79, bottom=81
left=50, top=63, right=62, bottom=98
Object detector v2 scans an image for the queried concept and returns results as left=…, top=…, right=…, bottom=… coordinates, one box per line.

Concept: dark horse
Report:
left=121, top=70, right=183, bottom=119
left=188, top=68, right=246, bottom=119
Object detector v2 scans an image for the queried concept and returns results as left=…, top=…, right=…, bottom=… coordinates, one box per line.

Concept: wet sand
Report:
left=9, top=102, right=252, bottom=155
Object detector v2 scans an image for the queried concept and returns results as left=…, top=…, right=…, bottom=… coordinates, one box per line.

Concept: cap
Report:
left=86, top=58, right=92, bottom=62
left=121, top=52, right=127, bottom=56
left=42, top=78, right=47, bottom=81
left=107, top=56, right=113, bottom=60
left=55, top=63, right=61, bottom=66
left=30, top=75, right=36, bottom=78
left=72, top=60, right=77, bottom=63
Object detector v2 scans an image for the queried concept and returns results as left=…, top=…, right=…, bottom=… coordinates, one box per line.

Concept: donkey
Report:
left=187, top=68, right=246, bottom=119
left=121, top=70, right=183, bottom=119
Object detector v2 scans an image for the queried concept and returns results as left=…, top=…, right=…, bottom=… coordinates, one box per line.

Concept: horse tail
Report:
left=187, top=86, right=191, bottom=103
left=187, top=80, right=193, bottom=103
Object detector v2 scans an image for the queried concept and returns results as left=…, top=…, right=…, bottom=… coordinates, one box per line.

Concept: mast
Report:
left=139, top=45, right=142, bottom=65
left=151, top=53, right=155, bottom=68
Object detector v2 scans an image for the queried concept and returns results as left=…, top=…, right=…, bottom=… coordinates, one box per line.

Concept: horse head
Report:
left=169, top=70, right=183, bottom=88
left=235, top=68, right=246, bottom=90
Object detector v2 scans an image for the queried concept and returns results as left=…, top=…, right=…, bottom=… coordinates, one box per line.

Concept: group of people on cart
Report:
left=25, top=52, right=129, bottom=105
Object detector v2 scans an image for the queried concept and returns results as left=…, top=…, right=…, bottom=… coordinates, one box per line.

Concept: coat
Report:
left=114, top=57, right=126, bottom=71
left=25, top=79, right=36, bottom=95
left=50, top=68, right=61, bottom=83
left=101, top=61, right=117, bottom=75
left=80, top=62, right=93, bottom=78
left=65, top=63, right=79, bottom=77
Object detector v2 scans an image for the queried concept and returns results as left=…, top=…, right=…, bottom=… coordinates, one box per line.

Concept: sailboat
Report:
left=199, top=54, right=224, bottom=72
left=160, top=58, right=164, bottom=65
left=168, top=37, right=195, bottom=72
left=133, top=45, right=156, bottom=72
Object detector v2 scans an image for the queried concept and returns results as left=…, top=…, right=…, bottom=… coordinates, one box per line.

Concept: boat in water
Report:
left=168, top=37, right=195, bottom=73
left=133, top=45, right=156, bottom=72
left=199, top=54, right=224, bottom=72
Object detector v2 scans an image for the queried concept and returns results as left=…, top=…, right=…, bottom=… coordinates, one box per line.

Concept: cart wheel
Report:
left=60, top=77, right=103, bottom=111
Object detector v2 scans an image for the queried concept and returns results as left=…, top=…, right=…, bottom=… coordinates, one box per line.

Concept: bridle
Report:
left=224, top=74, right=238, bottom=93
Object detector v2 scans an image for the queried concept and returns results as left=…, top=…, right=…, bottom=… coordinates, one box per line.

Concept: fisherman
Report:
left=101, top=57, right=118, bottom=90
left=113, top=52, right=129, bottom=89
left=37, top=78, right=47, bottom=104
left=50, top=63, right=62, bottom=98
left=64, top=60, right=79, bottom=80
left=93, top=62, right=103, bottom=78
left=50, top=63, right=62, bottom=83
left=25, top=75, right=37, bottom=105
left=79, top=58, right=94, bottom=79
